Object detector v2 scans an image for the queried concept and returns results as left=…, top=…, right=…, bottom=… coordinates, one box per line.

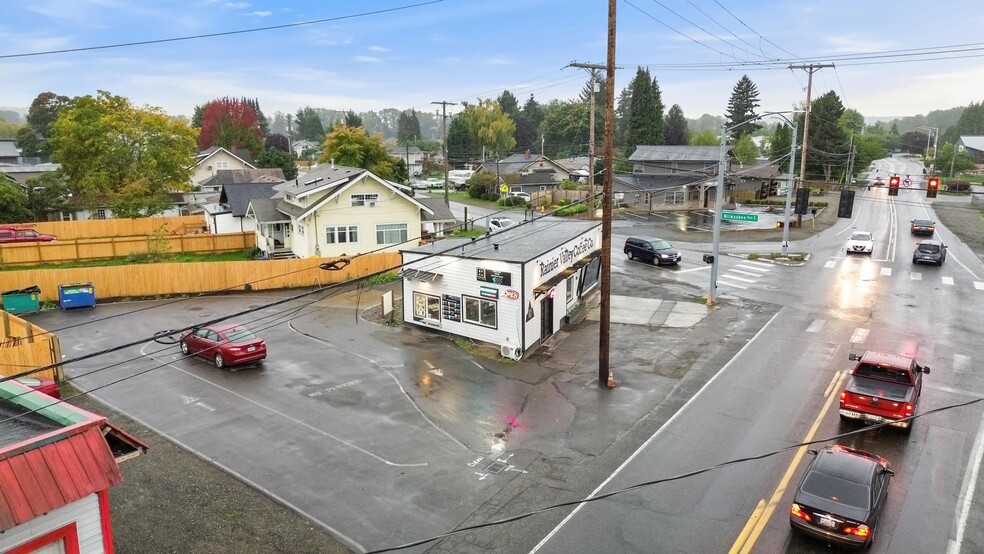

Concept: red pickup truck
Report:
left=839, top=351, right=931, bottom=432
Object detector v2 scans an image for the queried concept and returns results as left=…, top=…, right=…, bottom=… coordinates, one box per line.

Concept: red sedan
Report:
left=179, top=323, right=267, bottom=369
left=15, top=376, right=62, bottom=399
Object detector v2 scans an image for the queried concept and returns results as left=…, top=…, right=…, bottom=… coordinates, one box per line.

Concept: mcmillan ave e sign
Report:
left=721, top=211, right=759, bottom=222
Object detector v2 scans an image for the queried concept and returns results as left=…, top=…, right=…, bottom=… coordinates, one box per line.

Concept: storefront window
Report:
left=580, top=257, right=601, bottom=294
left=566, top=275, right=575, bottom=303
left=413, top=292, right=441, bottom=321
left=463, top=296, right=497, bottom=328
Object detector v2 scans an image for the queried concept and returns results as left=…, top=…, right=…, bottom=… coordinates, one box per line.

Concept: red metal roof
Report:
left=0, top=425, right=122, bottom=531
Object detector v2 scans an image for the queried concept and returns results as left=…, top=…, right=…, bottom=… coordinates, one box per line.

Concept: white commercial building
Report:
left=400, top=220, right=601, bottom=359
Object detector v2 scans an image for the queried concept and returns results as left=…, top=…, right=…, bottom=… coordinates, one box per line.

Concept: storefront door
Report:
left=540, top=295, right=554, bottom=339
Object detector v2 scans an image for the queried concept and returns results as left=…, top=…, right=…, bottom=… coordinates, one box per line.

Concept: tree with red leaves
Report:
left=197, top=97, right=263, bottom=159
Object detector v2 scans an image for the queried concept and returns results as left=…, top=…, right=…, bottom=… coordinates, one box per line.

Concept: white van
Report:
left=448, top=169, right=474, bottom=188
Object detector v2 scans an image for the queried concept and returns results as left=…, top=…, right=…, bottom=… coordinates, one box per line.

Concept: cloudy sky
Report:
left=2, top=0, right=982, bottom=122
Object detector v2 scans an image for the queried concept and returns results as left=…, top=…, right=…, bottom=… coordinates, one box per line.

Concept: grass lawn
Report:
left=0, top=250, right=255, bottom=271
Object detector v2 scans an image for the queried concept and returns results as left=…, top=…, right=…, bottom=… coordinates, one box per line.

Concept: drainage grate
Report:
left=484, top=461, right=508, bottom=474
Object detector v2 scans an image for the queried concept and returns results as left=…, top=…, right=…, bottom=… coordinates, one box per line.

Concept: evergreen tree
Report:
left=497, top=90, right=520, bottom=118
left=344, top=110, right=363, bottom=128
left=725, top=74, right=762, bottom=139
left=799, top=90, right=848, bottom=180
left=255, top=148, right=298, bottom=180
left=664, top=104, right=689, bottom=145
left=614, top=84, right=633, bottom=147
left=397, top=109, right=422, bottom=144
left=521, top=94, right=544, bottom=133
left=245, top=98, right=269, bottom=137
left=264, top=133, right=291, bottom=153
left=622, top=67, right=664, bottom=159
left=770, top=123, right=793, bottom=163
left=294, top=107, right=326, bottom=143
left=446, top=116, right=473, bottom=167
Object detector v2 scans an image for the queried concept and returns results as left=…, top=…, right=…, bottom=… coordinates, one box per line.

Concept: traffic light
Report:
left=838, top=190, right=856, bottom=218
left=927, top=177, right=940, bottom=198
left=888, top=175, right=900, bottom=196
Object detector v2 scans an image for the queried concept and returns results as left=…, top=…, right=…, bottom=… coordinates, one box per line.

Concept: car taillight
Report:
left=905, top=403, right=913, bottom=415
left=844, top=524, right=870, bottom=537
left=840, top=391, right=847, bottom=403
left=790, top=503, right=812, bottom=522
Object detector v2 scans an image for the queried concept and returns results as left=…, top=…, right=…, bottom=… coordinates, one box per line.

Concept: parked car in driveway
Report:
left=180, top=323, right=267, bottom=369
left=623, top=236, right=681, bottom=265
left=845, top=231, right=873, bottom=255
left=487, top=217, right=517, bottom=233
left=910, top=219, right=935, bottom=236
left=912, top=240, right=946, bottom=265
left=507, top=191, right=531, bottom=203
left=790, top=445, right=893, bottom=549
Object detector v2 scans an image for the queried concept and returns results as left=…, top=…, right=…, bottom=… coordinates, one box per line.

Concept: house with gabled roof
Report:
left=475, top=151, right=571, bottom=187
left=0, top=139, right=20, bottom=164
left=388, top=145, right=424, bottom=177
left=246, top=163, right=432, bottom=259
left=0, top=379, right=147, bottom=553
left=191, top=147, right=256, bottom=186
left=957, top=136, right=984, bottom=163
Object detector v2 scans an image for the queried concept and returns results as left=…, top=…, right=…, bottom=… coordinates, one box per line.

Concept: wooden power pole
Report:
left=788, top=63, right=833, bottom=227
left=431, top=100, right=457, bottom=205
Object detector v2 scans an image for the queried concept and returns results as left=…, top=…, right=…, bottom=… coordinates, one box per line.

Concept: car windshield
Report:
left=913, top=220, right=933, bottom=226
left=801, top=471, right=871, bottom=510
left=225, top=329, right=258, bottom=343
left=850, top=233, right=871, bottom=241
left=918, top=244, right=941, bottom=253
left=650, top=240, right=672, bottom=250
left=855, top=362, right=913, bottom=384
left=494, top=219, right=516, bottom=228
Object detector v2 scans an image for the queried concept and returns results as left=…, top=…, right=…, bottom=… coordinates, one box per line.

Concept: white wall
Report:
left=0, top=494, right=106, bottom=553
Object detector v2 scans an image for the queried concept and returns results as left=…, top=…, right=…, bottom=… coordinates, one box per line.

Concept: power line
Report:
left=711, top=0, right=800, bottom=59
left=622, top=0, right=748, bottom=62
left=0, top=2, right=444, bottom=59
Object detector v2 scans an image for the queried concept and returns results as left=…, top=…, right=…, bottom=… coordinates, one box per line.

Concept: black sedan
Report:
left=790, top=445, right=893, bottom=549
left=913, top=240, right=947, bottom=265
left=910, top=219, right=936, bottom=236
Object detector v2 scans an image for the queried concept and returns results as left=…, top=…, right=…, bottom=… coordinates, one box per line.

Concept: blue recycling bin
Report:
left=58, top=283, right=96, bottom=309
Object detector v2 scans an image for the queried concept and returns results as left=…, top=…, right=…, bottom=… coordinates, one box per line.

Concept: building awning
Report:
left=400, top=268, right=442, bottom=282
left=573, top=251, right=602, bottom=268
left=533, top=266, right=578, bottom=296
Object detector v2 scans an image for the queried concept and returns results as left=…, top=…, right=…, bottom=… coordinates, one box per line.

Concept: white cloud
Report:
left=354, top=56, right=382, bottom=63
left=369, top=45, right=388, bottom=52
left=483, top=57, right=513, bottom=66
left=225, top=2, right=249, bottom=8
left=823, top=35, right=896, bottom=54
left=249, top=11, right=271, bottom=17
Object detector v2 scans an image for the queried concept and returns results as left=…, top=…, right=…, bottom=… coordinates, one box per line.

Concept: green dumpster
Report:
left=1, top=286, right=41, bottom=315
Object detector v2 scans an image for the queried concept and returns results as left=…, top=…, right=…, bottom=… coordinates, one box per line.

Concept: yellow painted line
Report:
left=729, top=370, right=847, bottom=554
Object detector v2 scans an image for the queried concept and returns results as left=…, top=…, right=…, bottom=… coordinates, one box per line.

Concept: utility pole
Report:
left=789, top=63, right=833, bottom=227
left=599, top=0, right=617, bottom=389
left=432, top=100, right=457, bottom=205
left=569, top=62, right=609, bottom=220
left=781, top=119, right=798, bottom=256
left=845, top=131, right=855, bottom=189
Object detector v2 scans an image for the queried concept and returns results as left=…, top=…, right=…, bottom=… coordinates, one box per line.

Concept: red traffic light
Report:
left=889, top=176, right=900, bottom=187
left=927, top=178, right=940, bottom=189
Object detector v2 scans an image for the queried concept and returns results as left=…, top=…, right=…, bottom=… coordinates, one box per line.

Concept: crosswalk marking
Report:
left=824, top=260, right=837, bottom=268
left=976, top=282, right=984, bottom=290
left=721, top=274, right=756, bottom=283
left=717, top=279, right=748, bottom=289
left=729, top=269, right=765, bottom=277
left=942, top=276, right=954, bottom=286
left=911, top=273, right=922, bottom=281
left=806, top=319, right=826, bottom=333
left=850, top=328, right=869, bottom=344
left=736, top=263, right=770, bottom=272
left=881, top=267, right=892, bottom=276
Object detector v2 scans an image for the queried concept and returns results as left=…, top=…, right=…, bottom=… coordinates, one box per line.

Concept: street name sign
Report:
left=721, top=211, right=759, bottom=222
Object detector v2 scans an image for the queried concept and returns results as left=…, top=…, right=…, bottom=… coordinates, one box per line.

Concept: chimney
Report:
left=525, top=149, right=530, bottom=160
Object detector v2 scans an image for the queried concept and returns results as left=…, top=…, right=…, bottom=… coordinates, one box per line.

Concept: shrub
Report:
left=559, top=198, right=572, bottom=206
left=946, top=180, right=972, bottom=192
left=560, top=179, right=580, bottom=190
left=497, top=196, right=528, bottom=207
left=467, top=182, right=486, bottom=198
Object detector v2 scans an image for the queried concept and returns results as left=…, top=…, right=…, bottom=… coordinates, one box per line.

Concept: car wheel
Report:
left=180, top=341, right=190, bottom=355
left=912, top=257, right=918, bottom=263
left=626, top=250, right=634, bottom=260
left=214, top=353, right=225, bottom=368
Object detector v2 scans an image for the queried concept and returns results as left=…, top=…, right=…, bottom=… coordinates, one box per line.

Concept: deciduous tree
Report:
left=497, top=90, right=520, bottom=119
left=197, top=97, right=263, bottom=158
left=24, top=172, right=69, bottom=221
left=734, top=135, right=759, bottom=165
left=48, top=91, right=197, bottom=217
left=725, top=75, right=761, bottom=139
left=459, top=99, right=516, bottom=159
left=19, top=92, right=70, bottom=157
left=769, top=123, right=793, bottom=162
left=0, top=181, right=32, bottom=223
left=689, top=130, right=719, bottom=146
left=317, top=125, right=394, bottom=179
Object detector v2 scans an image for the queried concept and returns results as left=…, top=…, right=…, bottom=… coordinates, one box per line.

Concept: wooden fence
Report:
left=0, top=252, right=401, bottom=303
left=33, top=215, right=206, bottom=240
left=0, top=311, right=61, bottom=382
left=0, top=232, right=255, bottom=265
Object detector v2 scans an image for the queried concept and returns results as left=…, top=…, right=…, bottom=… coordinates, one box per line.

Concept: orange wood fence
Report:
left=0, top=233, right=255, bottom=265
left=0, top=253, right=401, bottom=303
left=33, top=215, right=206, bottom=240
left=0, top=311, right=61, bottom=382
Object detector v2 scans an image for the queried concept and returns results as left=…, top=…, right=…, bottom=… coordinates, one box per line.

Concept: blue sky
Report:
left=2, top=0, right=982, bottom=122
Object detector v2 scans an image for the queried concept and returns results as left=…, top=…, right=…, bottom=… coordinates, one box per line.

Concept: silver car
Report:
left=912, top=240, right=946, bottom=265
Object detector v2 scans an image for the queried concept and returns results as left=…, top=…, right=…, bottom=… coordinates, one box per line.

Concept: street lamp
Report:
left=708, top=111, right=802, bottom=306
left=916, top=126, right=939, bottom=171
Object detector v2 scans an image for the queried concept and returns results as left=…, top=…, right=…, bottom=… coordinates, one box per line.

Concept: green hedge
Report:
left=555, top=204, right=588, bottom=216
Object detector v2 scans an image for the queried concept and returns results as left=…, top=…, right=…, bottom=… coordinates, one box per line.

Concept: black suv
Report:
left=623, top=236, right=681, bottom=265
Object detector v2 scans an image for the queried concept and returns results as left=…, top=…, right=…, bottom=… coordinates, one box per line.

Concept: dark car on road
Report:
left=912, top=240, right=946, bottom=265
left=910, top=219, right=936, bottom=236
left=790, top=445, right=893, bottom=549
left=623, top=236, right=681, bottom=265
left=180, top=323, right=267, bottom=369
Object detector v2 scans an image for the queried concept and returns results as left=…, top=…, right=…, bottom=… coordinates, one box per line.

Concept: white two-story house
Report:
left=247, top=163, right=434, bottom=259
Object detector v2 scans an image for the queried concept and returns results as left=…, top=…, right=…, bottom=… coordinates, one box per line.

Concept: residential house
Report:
left=0, top=162, right=61, bottom=188
left=191, top=147, right=256, bottom=186
left=553, top=155, right=592, bottom=182
left=246, top=163, right=432, bottom=259
left=626, top=145, right=735, bottom=209
left=389, top=145, right=424, bottom=176
left=60, top=192, right=189, bottom=221
left=612, top=174, right=702, bottom=210
left=0, top=379, right=147, bottom=553
left=732, top=161, right=783, bottom=202
left=475, top=151, right=571, bottom=192
left=0, top=139, right=19, bottom=164
left=416, top=197, right=458, bottom=239
left=204, top=177, right=284, bottom=234
left=292, top=139, right=320, bottom=159
left=957, top=136, right=984, bottom=163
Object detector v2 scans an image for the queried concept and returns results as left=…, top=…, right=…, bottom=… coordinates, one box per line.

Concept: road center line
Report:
left=729, top=370, right=848, bottom=554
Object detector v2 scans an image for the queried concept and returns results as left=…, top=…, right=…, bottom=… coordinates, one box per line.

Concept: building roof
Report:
left=195, top=146, right=256, bottom=168
left=246, top=198, right=289, bottom=223
left=628, top=145, right=731, bottom=163
left=477, top=153, right=567, bottom=177
left=402, top=220, right=600, bottom=263
left=734, top=161, right=781, bottom=179
left=959, top=136, right=984, bottom=151
left=220, top=183, right=279, bottom=217
left=274, top=164, right=432, bottom=220
left=0, top=162, right=61, bottom=174
left=0, top=140, right=19, bottom=158
left=416, top=197, right=457, bottom=223
left=389, top=146, right=422, bottom=156
left=0, top=380, right=146, bottom=532
left=199, top=169, right=285, bottom=188
left=613, top=173, right=706, bottom=191
left=553, top=156, right=590, bottom=172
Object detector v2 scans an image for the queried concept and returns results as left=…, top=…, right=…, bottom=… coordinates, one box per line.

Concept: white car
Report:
left=508, top=191, right=531, bottom=202
left=488, top=217, right=517, bottom=233
left=846, top=231, right=873, bottom=254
